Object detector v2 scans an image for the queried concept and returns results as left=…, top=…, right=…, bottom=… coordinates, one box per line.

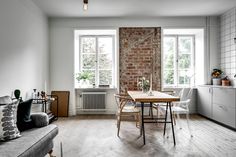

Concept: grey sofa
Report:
left=0, top=124, right=58, bottom=157
left=0, top=96, right=58, bottom=157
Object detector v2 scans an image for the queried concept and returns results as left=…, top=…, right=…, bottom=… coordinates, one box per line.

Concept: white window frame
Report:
left=78, top=35, right=115, bottom=87
left=163, top=34, right=195, bottom=87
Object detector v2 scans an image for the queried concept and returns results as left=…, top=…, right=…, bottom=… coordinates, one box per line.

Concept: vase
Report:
left=142, top=87, right=149, bottom=93
left=14, top=89, right=21, bottom=99
left=80, top=79, right=90, bottom=87
left=222, top=80, right=230, bottom=86
left=212, top=78, right=221, bottom=85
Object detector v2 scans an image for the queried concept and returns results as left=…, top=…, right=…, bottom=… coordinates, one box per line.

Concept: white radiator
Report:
left=82, top=92, right=106, bottom=110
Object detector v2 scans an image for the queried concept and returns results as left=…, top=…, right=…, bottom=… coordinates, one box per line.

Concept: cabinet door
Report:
left=212, top=88, right=235, bottom=108
left=212, top=103, right=236, bottom=128
left=212, top=88, right=236, bottom=128
left=197, top=86, right=212, bottom=118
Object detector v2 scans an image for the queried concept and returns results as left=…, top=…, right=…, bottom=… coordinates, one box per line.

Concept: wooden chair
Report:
left=114, top=94, right=141, bottom=137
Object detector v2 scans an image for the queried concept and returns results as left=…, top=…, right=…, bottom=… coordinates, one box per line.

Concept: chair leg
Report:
left=186, top=113, right=193, bottom=137
left=117, top=116, right=121, bottom=137
left=173, top=112, right=176, bottom=125
left=135, top=115, right=139, bottom=128
left=138, top=112, right=142, bottom=136
left=176, top=113, right=182, bottom=129
left=156, top=108, right=159, bottom=118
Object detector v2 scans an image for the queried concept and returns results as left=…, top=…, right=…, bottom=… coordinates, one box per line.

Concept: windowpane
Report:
left=98, top=54, right=112, bottom=69
left=163, top=70, right=174, bottom=85
left=81, top=37, right=96, bottom=53
left=99, top=70, right=112, bottom=85
left=98, top=37, right=113, bottom=54
left=178, top=37, right=192, bottom=54
left=178, top=54, right=191, bottom=69
left=178, top=70, right=191, bottom=85
left=81, top=54, right=96, bottom=69
left=163, top=37, right=175, bottom=69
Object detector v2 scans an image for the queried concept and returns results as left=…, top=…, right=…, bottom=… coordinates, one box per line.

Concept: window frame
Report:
left=78, top=35, right=115, bottom=87
left=162, top=34, right=196, bottom=87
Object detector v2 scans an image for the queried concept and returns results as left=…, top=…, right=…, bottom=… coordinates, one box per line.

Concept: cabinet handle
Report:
left=219, top=105, right=226, bottom=111
left=209, top=88, right=212, bottom=93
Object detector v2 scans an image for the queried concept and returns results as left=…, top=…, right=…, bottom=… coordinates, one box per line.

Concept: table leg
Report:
left=163, top=102, right=169, bottom=136
left=169, top=102, right=176, bottom=145
left=141, top=102, right=145, bottom=145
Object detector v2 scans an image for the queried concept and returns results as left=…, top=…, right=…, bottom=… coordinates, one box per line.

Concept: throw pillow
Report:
left=0, top=96, right=12, bottom=105
left=0, top=100, right=21, bottom=141
left=31, top=112, right=49, bottom=127
left=17, top=99, right=34, bottom=132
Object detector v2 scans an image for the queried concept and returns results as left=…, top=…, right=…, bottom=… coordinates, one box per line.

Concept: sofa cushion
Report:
left=0, top=96, right=12, bottom=105
left=31, top=112, right=49, bottom=127
left=17, top=99, right=34, bottom=132
left=0, top=100, right=21, bottom=141
left=0, top=124, right=58, bottom=157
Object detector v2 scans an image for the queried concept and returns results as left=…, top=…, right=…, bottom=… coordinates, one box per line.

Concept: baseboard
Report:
left=197, top=114, right=236, bottom=131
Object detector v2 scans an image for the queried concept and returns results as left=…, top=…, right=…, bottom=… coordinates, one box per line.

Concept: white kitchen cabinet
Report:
left=197, top=86, right=212, bottom=118
left=212, top=88, right=236, bottom=128
left=197, top=85, right=236, bottom=129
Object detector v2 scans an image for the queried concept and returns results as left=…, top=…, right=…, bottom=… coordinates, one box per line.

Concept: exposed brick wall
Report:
left=119, top=27, right=161, bottom=93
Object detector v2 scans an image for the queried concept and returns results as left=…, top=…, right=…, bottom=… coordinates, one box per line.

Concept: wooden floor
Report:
left=50, top=115, right=236, bottom=157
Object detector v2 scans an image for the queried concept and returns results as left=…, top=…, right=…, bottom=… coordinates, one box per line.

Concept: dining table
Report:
left=128, top=90, right=180, bottom=145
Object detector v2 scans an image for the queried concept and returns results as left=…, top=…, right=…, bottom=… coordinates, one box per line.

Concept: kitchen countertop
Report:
left=199, top=84, right=236, bottom=89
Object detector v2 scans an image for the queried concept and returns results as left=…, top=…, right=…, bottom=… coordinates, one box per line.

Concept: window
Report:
left=163, top=35, right=195, bottom=87
left=75, top=30, right=117, bottom=88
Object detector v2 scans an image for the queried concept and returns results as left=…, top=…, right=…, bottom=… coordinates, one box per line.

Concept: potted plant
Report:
left=211, top=69, right=222, bottom=85
left=76, top=71, right=91, bottom=87
left=222, top=76, right=230, bottom=86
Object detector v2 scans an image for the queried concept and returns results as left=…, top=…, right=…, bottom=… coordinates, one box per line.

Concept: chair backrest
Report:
left=114, top=94, right=132, bottom=111
left=179, top=88, right=193, bottom=101
left=177, top=88, right=193, bottom=110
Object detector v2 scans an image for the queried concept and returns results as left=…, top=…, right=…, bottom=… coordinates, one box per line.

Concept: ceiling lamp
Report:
left=83, top=0, right=88, bottom=11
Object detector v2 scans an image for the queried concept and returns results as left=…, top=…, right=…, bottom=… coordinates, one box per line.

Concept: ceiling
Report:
left=32, top=0, right=236, bottom=18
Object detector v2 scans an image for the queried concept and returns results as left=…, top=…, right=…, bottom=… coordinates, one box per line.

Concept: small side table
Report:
left=32, top=95, right=58, bottom=123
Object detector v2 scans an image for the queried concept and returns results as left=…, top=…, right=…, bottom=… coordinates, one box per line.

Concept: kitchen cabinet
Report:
left=197, top=86, right=212, bottom=118
left=197, top=85, right=236, bottom=129
left=212, top=88, right=235, bottom=128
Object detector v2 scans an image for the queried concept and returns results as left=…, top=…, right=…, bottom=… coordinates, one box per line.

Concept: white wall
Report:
left=49, top=16, right=219, bottom=115
left=0, top=0, right=49, bottom=102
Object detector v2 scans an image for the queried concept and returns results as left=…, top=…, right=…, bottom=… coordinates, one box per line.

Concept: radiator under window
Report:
left=82, top=92, right=106, bottom=110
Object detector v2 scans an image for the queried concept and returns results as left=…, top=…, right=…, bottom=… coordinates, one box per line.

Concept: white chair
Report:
left=158, top=88, right=193, bottom=137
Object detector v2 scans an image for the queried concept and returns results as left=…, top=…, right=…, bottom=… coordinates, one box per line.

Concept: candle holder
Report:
left=148, top=73, right=154, bottom=96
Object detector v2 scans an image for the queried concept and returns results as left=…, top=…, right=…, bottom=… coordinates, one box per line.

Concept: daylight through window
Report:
left=163, top=35, right=195, bottom=87
left=74, top=30, right=117, bottom=88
